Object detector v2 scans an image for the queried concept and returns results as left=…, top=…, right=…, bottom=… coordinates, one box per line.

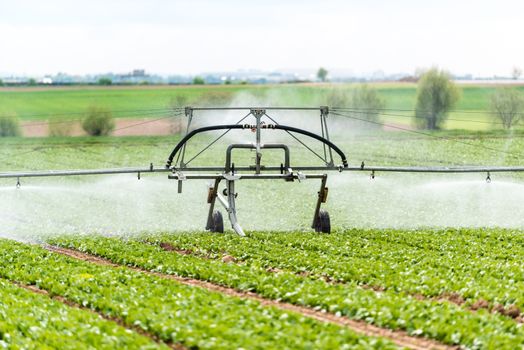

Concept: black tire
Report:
left=210, top=210, right=224, bottom=233
left=315, top=209, right=331, bottom=234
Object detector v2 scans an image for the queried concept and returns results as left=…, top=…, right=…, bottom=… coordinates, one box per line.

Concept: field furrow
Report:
left=0, top=239, right=398, bottom=350
left=47, top=245, right=451, bottom=350
left=144, top=230, right=524, bottom=313
left=48, top=234, right=524, bottom=349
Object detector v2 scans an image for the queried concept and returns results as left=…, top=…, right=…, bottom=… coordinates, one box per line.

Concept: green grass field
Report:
left=2, top=86, right=524, bottom=348
left=1, top=83, right=524, bottom=130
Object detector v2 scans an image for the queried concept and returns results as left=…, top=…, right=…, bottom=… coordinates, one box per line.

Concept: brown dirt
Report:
left=221, top=255, right=236, bottom=263
left=22, top=118, right=183, bottom=137
left=14, top=282, right=184, bottom=349
left=158, top=242, right=192, bottom=255
left=492, top=303, right=521, bottom=319
left=470, top=299, right=490, bottom=311
left=45, top=245, right=455, bottom=350
left=438, top=292, right=465, bottom=305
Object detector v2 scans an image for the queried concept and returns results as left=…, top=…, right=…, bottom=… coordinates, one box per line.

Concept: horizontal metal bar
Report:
left=187, top=107, right=324, bottom=111
left=350, top=165, right=524, bottom=173
left=172, top=165, right=524, bottom=173
left=0, top=167, right=170, bottom=179
left=1, top=164, right=524, bottom=181
left=168, top=173, right=326, bottom=180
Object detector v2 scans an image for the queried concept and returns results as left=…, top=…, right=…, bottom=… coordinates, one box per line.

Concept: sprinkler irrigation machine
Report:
left=2, top=106, right=524, bottom=235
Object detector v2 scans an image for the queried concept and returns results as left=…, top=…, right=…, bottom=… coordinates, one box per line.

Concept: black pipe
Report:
left=165, top=124, right=348, bottom=168
left=273, top=124, right=348, bottom=168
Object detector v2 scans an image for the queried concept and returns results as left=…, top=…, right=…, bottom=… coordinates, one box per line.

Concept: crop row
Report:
left=0, top=239, right=398, bottom=350
left=49, top=234, right=524, bottom=349
left=145, top=230, right=524, bottom=308
left=0, top=278, right=163, bottom=349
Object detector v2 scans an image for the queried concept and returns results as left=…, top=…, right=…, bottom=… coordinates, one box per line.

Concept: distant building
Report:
left=132, top=69, right=145, bottom=77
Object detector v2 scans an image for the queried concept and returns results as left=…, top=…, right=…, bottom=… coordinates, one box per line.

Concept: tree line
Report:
left=320, top=67, right=524, bottom=130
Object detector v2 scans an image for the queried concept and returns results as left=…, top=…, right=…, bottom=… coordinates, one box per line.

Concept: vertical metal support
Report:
left=178, top=107, right=193, bottom=168
left=251, top=109, right=265, bottom=174
left=226, top=179, right=245, bottom=236
left=311, top=174, right=328, bottom=228
left=320, top=113, right=327, bottom=162
left=205, top=178, right=221, bottom=230
left=320, top=106, right=334, bottom=166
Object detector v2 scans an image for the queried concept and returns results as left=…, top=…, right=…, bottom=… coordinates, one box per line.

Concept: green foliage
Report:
left=81, top=106, right=115, bottom=136
left=0, top=279, right=161, bottom=349
left=415, top=68, right=461, bottom=129
left=48, top=233, right=524, bottom=349
left=27, top=78, right=37, bottom=86
left=98, top=78, right=112, bottom=86
left=325, top=85, right=385, bottom=128
left=0, top=84, right=519, bottom=131
left=169, top=94, right=188, bottom=109
left=192, top=76, right=205, bottom=85
left=489, top=88, right=524, bottom=129
left=200, top=90, right=234, bottom=106
left=317, top=67, right=328, bottom=82
left=154, top=230, right=524, bottom=309
left=325, top=88, right=351, bottom=107
left=0, top=115, right=21, bottom=137
left=0, top=239, right=396, bottom=349
left=349, top=84, right=386, bottom=124
left=0, top=79, right=4, bottom=86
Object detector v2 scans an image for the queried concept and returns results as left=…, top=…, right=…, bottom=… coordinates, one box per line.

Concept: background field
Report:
left=1, top=84, right=524, bottom=349
left=1, top=83, right=524, bottom=130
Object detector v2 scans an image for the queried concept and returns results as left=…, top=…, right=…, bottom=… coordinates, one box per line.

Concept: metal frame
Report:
left=3, top=106, right=524, bottom=235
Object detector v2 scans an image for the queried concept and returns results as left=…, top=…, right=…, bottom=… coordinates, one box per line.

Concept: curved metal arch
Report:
left=165, top=124, right=348, bottom=169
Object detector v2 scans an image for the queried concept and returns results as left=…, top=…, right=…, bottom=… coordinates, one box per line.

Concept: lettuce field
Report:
left=2, top=85, right=524, bottom=348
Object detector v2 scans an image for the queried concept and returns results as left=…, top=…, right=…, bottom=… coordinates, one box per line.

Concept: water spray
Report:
left=2, top=106, right=524, bottom=235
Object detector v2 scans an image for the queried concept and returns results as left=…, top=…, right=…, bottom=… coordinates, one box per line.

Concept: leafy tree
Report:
left=0, top=79, right=4, bottom=86
left=192, top=76, right=205, bottom=85
left=98, top=78, right=112, bottom=86
left=490, top=88, right=524, bottom=129
left=317, top=67, right=328, bottom=82
left=414, top=68, right=460, bottom=129
left=0, top=115, right=21, bottom=137
left=82, top=106, right=114, bottom=136
left=325, top=85, right=385, bottom=128
left=28, top=78, right=37, bottom=86
left=349, top=84, right=385, bottom=124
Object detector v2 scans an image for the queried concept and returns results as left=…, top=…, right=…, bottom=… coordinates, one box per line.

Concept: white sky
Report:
left=0, top=0, right=522, bottom=76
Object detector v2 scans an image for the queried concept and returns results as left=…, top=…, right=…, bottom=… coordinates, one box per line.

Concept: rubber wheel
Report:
left=315, top=209, right=331, bottom=234
left=210, top=210, right=224, bottom=233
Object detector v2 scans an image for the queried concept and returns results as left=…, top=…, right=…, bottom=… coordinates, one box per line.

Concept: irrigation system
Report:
left=2, top=106, right=524, bottom=235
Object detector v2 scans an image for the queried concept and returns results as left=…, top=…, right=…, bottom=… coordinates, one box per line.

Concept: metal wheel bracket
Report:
left=205, top=178, right=221, bottom=230
left=319, top=187, right=328, bottom=203
left=311, top=175, right=329, bottom=229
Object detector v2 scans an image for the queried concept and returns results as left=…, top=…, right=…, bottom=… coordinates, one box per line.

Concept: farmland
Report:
left=1, top=84, right=524, bottom=348
left=1, top=83, right=524, bottom=130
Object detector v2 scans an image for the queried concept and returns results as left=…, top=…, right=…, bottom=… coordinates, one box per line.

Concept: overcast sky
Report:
left=0, top=0, right=522, bottom=77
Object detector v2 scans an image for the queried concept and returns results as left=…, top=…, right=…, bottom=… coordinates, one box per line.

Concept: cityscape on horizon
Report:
left=1, top=67, right=522, bottom=86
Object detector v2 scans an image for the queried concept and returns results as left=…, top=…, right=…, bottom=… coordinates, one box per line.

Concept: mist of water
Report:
left=1, top=172, right=524, bottom=242
left=3, top=90, right=522, bottom=241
